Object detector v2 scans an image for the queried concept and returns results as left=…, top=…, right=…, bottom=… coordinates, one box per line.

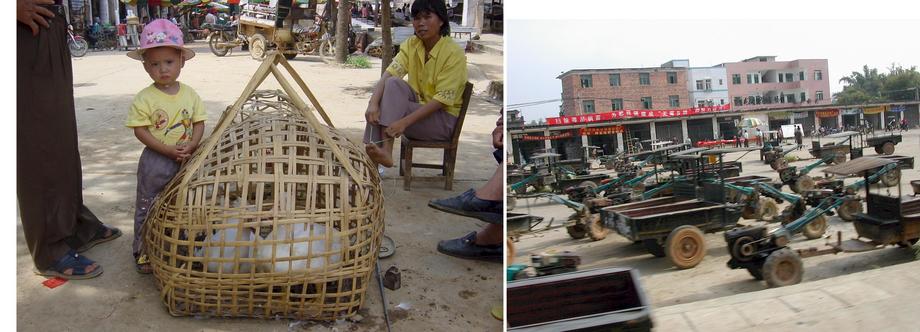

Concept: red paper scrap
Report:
left=42, top=277, right=68, bottom=289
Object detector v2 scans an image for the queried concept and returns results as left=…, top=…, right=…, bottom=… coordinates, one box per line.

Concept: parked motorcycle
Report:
left=67, top=25, right=89, bottom=57
left=207, top=22, right=247, bottom=57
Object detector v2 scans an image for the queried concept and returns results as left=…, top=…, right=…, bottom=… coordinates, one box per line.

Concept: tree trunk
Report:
left=334, top=0, right=349, bottom=63
left=380, top=0, right=392, bottom=75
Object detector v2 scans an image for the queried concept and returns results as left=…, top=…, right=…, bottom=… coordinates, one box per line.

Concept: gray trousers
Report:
left=363, top=77, right=457, bottom=144
left=133, top=148, right=180, bottom=257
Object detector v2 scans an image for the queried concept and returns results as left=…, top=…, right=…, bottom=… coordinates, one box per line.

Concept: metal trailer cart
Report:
left=724, top=157, right=917, bottom=287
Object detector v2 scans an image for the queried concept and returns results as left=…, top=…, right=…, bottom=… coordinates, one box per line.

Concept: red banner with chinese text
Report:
left=521, top=132, right=574, bottom=141
left=546, top=104, right=732, bottom=126
left=579, top=125, right=625, bottom=136
left=816, top=109, right=839, bottom=118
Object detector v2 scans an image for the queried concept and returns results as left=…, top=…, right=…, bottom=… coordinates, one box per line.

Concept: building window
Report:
left=639, top=73, right=650, bottom=85
left=704, top=79, right=712, bottom=91
left=611, top=98, right=623, bottom=110
left=786, top=94, right=796, bottom=103
left=799, top=71, right=805, bottom=81
left=580, top=74, right=593, bottom=88
left=801, top=92, right=807, bottom=103
left=641, top=97, right=652, bottom=109
left=667, top=72, right=677, bottom=84
left=732, top=74, right=741, bottom=84
left=778, top=73, right=784, bottom=83
left=696, top=80, right=704, bottom=90
left=785, top=73, right=794, bottom=82
left=815, top=70, right=823, bottom=80
left=816, top=91, right=824, bottom=101
left=698, top=100, right=706, bottom=108
left=582, top=100, right=595, bottom=113
left=720, top=99, right=725, bottom=105
left=719, top=79, right=723, bottom=85
left=734, top=97, right=743, bottom=106
left=669, top=95, right=679, bottom=107
left=747, top=74, right=753, bottom=84
left=609, top=74, right=620, bottom=86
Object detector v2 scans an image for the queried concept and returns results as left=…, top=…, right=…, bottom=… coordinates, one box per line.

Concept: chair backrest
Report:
left=450, top=82, right=475, bottom=146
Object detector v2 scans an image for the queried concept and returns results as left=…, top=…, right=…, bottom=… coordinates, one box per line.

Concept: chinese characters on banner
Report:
left=579, top=125, right=625, bottom=136
left=546, top=104, right=732, bottom=126
left=816, top=109, right=839, bottom=118
left=521, top=131, right=574, bottom=141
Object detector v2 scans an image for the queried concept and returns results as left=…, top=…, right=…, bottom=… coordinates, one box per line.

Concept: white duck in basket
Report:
left=194, top=197, right=256, bottom=273
left=254, top=191, right=343, bottom=273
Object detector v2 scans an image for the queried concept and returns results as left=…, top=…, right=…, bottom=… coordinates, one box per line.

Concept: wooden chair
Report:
left=399, top=82, right=474, bottom=191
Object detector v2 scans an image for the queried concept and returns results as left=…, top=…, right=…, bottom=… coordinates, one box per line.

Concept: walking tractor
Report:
left=809, top=131, right=903, bottom=166
left=506, top=153, right=610, bottom=209
left=723, top=157, right=918, bottom=287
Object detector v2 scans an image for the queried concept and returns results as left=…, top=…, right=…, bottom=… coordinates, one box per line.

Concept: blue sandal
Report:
left=76, top=225, right=122, bottom=253
left=35, top=250, right=103, bottom=280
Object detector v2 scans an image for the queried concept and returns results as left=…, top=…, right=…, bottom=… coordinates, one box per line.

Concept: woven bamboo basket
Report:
left=143, top=54, right=384, bottom=320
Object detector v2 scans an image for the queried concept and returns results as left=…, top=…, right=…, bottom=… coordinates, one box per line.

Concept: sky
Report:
left=506, top=19, right=920, bottom=122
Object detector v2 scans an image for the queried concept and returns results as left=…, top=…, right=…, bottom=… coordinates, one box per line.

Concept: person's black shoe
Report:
left=437, top=232, right=502, bottom=263
left=428, top=189, right=501, bottom=224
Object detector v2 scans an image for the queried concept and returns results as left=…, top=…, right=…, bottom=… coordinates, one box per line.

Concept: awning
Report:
left=863, top=106, right=889, bottom=114
left=768, top=112, right=789, bottom=120
left=823, top=157, right=896, bottom=176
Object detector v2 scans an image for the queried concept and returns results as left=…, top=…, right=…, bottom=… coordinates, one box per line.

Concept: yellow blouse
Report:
left=386, top=35, right=468, bottom=117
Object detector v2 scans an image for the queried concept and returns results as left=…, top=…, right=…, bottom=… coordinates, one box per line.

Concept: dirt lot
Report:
left=510, top=130, right=920, bottom=308
left=16, top=39, right=503, bottom=331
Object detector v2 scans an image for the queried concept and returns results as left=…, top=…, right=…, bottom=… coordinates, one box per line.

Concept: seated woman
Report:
left=363, top=0, right=467, bottom=169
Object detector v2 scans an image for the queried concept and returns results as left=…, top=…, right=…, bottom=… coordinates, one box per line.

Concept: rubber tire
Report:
left=836, top=199, right=862, bottom=221
left=874, top=146, right=883, bottom=154
left=284, top=53, right=297, bottom=60
left=771, top=158, right=787, bottom=170
left=586, top=215, right=609, bottom=241
left=566, top=224, right=587, bottom=239
left=208, top=32, right=230, bottom=57
left=881, top=168, right=900, bottom=187
left=643, top=239, right=666, bottom=257
left=758, top=199, right=779, bottom=222
left=763, top=248, right=804, bottom=287
left=665, top=225, right=706, bottom=269
left=69, top=39, right=88, bottom=57
left=249, top=34, right=267, bottom=60
left=802, top=214, right=827, bottom=240
left=747, top=266, right=764, bottom=280
left=794, top=176, right=816, bottom=193
left=881, top=142, right=895, bottom=155
left=578, top=181, right=599, bottom=195
left=741, top=205, right=758, bottom=220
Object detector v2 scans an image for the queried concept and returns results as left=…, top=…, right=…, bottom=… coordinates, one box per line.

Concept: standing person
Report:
left=363, top=0, right=467, bottom=170
left=794, top=126, right=803, bottom=150
left=125, top=19, right=206, bottom=273
left=756, top=128, right=763, bottom=147
left=18, top=0, right=122, bottom=279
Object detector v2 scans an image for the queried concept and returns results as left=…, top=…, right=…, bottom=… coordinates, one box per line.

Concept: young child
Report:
left=125, top=19, right=206, bottom=274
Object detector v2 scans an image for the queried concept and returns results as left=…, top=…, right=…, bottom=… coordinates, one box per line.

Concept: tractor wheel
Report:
left=881, top=168, right=900, bottom=187
left=578, top=180, right=598, bottom=193
left=758, top=199, right=779, bottom=222
left=771, top=158, right=787, bottom=170
left=249, top=34, right=267, bottom=60
left=836, top=199, right=862, bottom=221
left=566, top=224, right=587, bottom=239
left=881, top=142, right=896, bottom=155
left=747, top=266, right=764, bottom=280
left=794, top=176, right=816, bottom=193
left=665, top=225, right=706, bottom=269
left=741, top=206, right=757, bottom=220
left=587, top=215, right=609, bottom=241
left=802, top=214, right=827, bottom=239
left=763, top=248, right=804, bottom=287
left=643, top=239, right=666, bottom=257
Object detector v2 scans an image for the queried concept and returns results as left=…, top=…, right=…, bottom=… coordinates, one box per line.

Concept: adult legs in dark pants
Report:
left=18, top=4, right=120, bottom=279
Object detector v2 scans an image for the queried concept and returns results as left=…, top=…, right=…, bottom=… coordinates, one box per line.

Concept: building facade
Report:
left=725, top=56, right=831, bottom=112
left=558, top=61, right=691, bottom=117
left=688, top=65, right=729, bottom=108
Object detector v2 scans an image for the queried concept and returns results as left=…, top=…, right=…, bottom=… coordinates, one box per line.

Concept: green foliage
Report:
left=345, top=55, right=371, bottom=69
left=835, top=64, right=920, bottom=105
left=784, top=155, right=799, bottom=162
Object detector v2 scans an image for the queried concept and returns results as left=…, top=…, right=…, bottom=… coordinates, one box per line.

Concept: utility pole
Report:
left=380, top=0, right=392, bottom=75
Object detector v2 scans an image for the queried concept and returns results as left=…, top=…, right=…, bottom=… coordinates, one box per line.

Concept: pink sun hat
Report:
left=127, top=19, right=195, bottom=61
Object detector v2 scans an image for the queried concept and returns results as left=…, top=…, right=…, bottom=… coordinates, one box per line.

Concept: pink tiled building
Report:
left=725, top=56, right=831, bottom=111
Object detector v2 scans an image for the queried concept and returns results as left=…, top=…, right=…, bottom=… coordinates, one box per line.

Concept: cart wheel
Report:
left=665, top=225, right=706, bottom=269
left=836, top=199, right=862, bottom=221
left=771, top=158, right=787, bottom=170
left=758, top=199, right=779, bottom=222
left=881, top=168, right=900, bottom=187
left=587, top=215, right=609, bottom=241
left=747, top=266, right=764, bottom=280
left=874, top=146, right=883, bottom=154
left=802, top=214, right=827, bottom=239
left=763, top=248, right=803, bottom=287
left=881, top=142, right=895, bottom=155
left=741, top=206, right=757, bottom=220
left=833, top=153, right=847, bottom=165
left=578, top=181, right=598, bottom=193
left=249, top=34, right=267, bottom=60
left=643, top=239, right=666, bottom=257
left=794, top=176, right=816, bottom=193
left=566, top=224, right=587, bottom=239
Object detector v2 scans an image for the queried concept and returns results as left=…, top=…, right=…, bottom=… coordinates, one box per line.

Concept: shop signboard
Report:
left=546, top=104, right=732, bottom=126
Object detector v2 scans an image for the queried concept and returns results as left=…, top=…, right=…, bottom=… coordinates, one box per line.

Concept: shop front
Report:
left=792, top=111, right=815, bottom=133
left=816, top=109, right=839, bottom=130
left=655, top=120, right=684, bottom=143
left=864, top=106, right=886, bottom=129
left=624, top=123, right=652, bottom=149
left=687, top=118, right=715, bottom=144
left=717, top=115, right=741, bottom=140
left=842, top=108, right=860, bottom=129
left=767, top=112, right=791, bottom=131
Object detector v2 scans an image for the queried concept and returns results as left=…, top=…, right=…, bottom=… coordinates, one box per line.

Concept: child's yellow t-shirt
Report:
left=126, top=82, right=207, bottom=146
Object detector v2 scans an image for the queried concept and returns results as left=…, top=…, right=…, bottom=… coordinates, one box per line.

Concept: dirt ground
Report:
left=510, top=130, right=920, bottom=308
left=16, top=39, right=504, bottom=331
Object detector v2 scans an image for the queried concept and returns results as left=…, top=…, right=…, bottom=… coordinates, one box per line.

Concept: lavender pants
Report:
left=363, top=77, right=457, bottom=144
left=133, top=148, right=180, bottom=257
